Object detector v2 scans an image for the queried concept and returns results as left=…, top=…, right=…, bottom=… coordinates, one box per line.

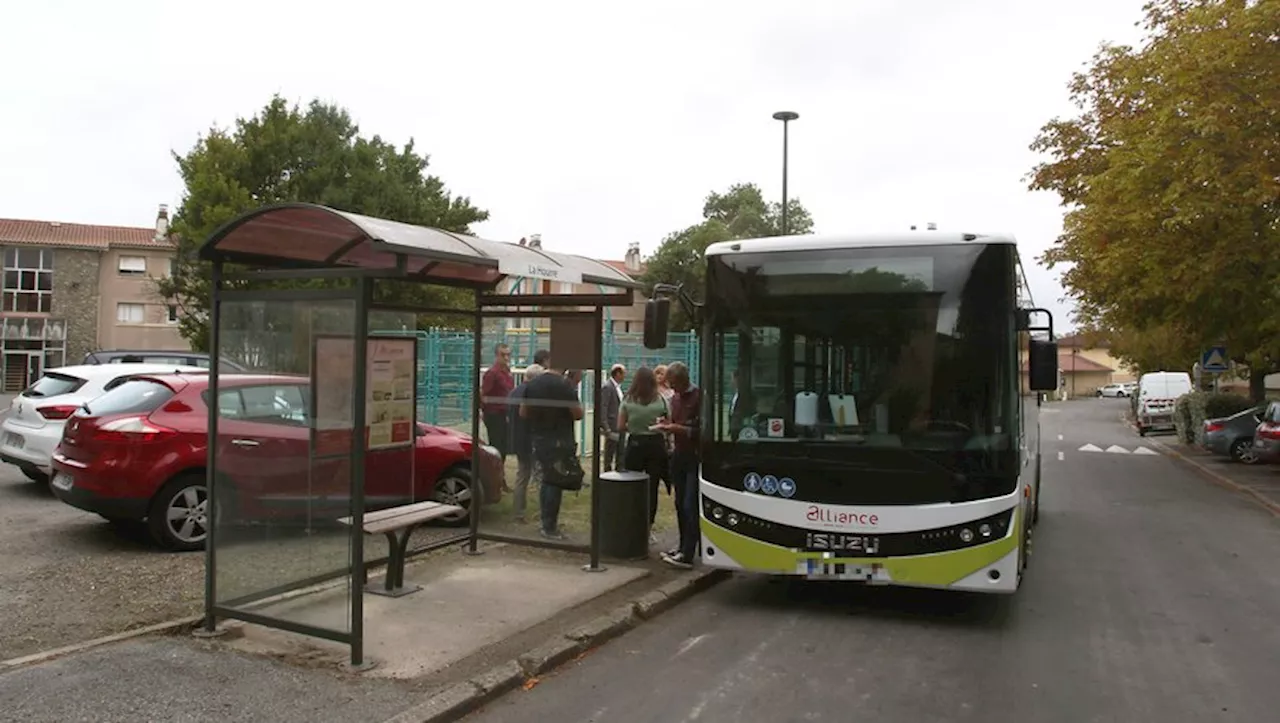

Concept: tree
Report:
left=1028, top=0, right=1280, bottom=399
left=156, top=96, right=488, bottom=351
left=640, top=183, right=814, bottom=329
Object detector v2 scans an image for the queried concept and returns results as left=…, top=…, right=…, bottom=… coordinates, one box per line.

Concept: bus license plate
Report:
left=803, top=559, right=888, bottom=583
left=52, top=472, right=73, bottom=491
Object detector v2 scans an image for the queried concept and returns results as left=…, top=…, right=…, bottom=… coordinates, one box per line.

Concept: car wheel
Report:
left=430, top=467, right=473, bottom=527
left=147, top=473, right=210, bottom=552
left=1230, top=438, right=1259, bottom=465
left=20, top=466, right=48, bottom=485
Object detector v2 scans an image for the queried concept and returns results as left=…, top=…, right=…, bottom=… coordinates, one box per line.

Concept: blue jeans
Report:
left=669, top=450, right=701, bottom=559
left=539, top=476, right=563, bottom=534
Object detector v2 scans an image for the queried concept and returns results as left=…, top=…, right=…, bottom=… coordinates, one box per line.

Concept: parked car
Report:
left=49, top=372, right=503, bottom=551
left=1136, top=371, right=1193, bottom=436
left=1096, top=382, right=1136, bottom=398
left=82, top=349, right=248, bottom=372
left=1250, top=401, right=1280, bottom=464
left=1203, top=406, right=1264, bottom=463
left=1, top=363, right=206, bottom=483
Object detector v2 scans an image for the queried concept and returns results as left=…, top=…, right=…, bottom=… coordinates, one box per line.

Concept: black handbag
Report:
left=537, top=437, right=586, bottom=491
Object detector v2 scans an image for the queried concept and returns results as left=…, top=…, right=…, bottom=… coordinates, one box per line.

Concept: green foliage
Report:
left=1027, top=0, right=1280, bottom=398
left=640, top=183, right=815, bottom=330
left=1174, top=391, right=1256, bottom=445
left=155, top=95, right=488, bottom=351
left=1204, top=392, right=1254, bottom=420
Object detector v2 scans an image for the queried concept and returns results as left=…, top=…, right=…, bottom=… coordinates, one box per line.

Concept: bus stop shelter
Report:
left=195, top=202, right=640, bottom=667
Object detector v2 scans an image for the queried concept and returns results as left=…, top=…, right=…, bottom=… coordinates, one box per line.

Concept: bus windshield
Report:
left=703, top=242, right=1019, bottom=503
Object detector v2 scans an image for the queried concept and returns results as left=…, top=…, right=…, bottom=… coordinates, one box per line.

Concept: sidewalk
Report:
left=0, top=536, right=726, bottom=723
left=1147, top=437, right=1280, bottom=516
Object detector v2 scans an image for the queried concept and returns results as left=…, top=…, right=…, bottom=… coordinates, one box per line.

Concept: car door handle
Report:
left=231, top=439, right=261, bottom=448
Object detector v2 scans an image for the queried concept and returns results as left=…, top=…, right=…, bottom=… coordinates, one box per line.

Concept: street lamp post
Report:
left=772, top=111, right=799, bottom=235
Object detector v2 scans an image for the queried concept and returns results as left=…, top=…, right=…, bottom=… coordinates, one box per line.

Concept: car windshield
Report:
left=82, top=379, right=176, bottom=416
left=23, top=373, right=86, bottom=398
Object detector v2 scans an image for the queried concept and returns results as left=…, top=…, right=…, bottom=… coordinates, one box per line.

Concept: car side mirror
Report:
left=643, top=298, right=670, bottom=350
left=1028, top=339, right=1058, bottom=391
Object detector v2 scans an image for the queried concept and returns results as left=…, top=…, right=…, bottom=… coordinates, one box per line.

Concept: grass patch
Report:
left=478, top=457, right=679, bottom=542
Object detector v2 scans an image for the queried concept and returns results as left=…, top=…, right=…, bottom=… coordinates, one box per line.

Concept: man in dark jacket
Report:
left=506, top=364, right=544, bottom=523
left=520, top=366, right=584, bottom=540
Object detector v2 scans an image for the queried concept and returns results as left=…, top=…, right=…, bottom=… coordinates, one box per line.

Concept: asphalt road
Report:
left=465, top=399, right=1280, bottom=723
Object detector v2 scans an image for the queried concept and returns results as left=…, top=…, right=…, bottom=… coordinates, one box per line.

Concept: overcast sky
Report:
left=1, top=0, right=1149, bottom=328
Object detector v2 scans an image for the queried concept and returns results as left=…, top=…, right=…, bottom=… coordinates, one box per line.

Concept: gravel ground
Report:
left=0, top=464, right=205, bottom=660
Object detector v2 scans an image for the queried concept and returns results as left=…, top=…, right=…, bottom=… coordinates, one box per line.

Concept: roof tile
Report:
left=0, top=218, right=174, bottom=251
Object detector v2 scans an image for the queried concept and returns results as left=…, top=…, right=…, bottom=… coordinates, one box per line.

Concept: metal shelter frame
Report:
left=196, top=203, right=640, bottom=667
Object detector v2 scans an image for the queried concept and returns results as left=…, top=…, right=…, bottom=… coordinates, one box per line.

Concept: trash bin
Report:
left=598, top=470, right=650, bottom=560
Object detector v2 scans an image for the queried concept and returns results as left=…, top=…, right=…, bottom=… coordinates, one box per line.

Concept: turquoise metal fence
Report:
left=371, top=329, right=703, bottom=437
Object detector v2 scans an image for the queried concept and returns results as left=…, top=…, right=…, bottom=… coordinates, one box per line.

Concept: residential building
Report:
left=0, top=205, right=184, bottom=390
left=1018, top=333, right=1137, bottom=398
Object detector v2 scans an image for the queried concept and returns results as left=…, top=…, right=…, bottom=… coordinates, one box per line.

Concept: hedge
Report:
left=1172, top=392, right=1254, bottom=445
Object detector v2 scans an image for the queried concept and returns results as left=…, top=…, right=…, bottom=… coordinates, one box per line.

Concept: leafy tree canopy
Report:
left=640, top=183, right=814, bottom=329
left=1027, top=0, right=1280, bottom=397
left=156, top=95, right=488, bottom=351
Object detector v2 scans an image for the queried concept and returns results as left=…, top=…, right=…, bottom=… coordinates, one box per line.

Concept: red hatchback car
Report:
left=50, top=372, right=503, bottom=551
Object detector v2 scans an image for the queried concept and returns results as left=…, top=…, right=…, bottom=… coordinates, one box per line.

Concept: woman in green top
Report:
left=618, top=367, right=670, bottom=533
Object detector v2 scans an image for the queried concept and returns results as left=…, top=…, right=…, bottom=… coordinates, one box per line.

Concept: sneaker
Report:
left=661, top=552, right=693, bottom=569
left=664, top=548, right=679, bottom=558
left=540, top=528, right=566, bottom=541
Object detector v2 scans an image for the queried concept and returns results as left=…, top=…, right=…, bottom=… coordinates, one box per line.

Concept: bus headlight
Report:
left=978, top=523, right=992, bottom=538
left=959, top=528, right=974, bottom=543
left=712, top=506, right=725, bottom=520
left=726, top=513, right=740, bottom=527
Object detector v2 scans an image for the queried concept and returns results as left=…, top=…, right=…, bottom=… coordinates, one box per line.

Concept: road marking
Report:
left=673, top=634, right=708, bottom=659
left=1057, top=451, right=1064, bottom=461
left=1076, top=443, right=1161, bottom=456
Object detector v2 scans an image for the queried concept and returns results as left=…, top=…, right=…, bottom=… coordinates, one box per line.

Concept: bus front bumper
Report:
left=699, top=517, right=1022, bottom=594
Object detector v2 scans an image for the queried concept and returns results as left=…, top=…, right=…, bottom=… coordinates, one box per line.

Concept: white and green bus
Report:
left=644, top=231, right=1059, bottom=594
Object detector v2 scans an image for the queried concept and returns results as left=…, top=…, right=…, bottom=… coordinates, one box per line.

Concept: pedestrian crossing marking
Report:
left=1078, top=444, right=1103, bottom=452
left=1132, top=447, right=1159, bottom=455
left=1105, top=445, right=1129, bottom=454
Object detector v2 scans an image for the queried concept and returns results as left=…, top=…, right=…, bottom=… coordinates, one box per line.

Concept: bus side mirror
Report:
left=1028, top=339, right=1058, bottom=391
left=643, top=298, right=670, bottom=350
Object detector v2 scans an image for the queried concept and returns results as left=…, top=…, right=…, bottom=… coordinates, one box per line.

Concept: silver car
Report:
left=1203, top=406, right=1264, bottom=463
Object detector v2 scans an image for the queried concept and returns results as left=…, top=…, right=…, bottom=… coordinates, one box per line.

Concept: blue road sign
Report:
left=1201, top=346, right=1229, bottom=373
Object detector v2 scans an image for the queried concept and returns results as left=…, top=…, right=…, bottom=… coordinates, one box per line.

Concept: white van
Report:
left=1136, top=371, right=1193, bottom=436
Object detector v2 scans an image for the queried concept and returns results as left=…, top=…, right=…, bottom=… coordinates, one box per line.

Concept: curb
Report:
left=1148, top=439, right=1280, bottom=517
left=382, top=567, right=731, bottom=723
left=0, top=615, right=204, bottom=671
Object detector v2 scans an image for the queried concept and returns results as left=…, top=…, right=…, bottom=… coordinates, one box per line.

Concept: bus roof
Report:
left=704, top=231, right=1018, bottom=257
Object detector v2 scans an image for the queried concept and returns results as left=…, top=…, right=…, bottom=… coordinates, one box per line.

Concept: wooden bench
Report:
left=339, top=501, right=464, bottom=597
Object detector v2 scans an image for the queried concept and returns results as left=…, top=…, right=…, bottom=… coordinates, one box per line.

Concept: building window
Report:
left=117, top=303, right=145, bottom=324
left=2, top=248, right=54, bottom=313
left=167, top=305, right=179, bottom=323
left=118, top=256, right=147, bottom=275
left=168, top=258, right=177, bottom=277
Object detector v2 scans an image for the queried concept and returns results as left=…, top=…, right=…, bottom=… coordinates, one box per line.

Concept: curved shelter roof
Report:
left=198, top=203, right=640, bottom=291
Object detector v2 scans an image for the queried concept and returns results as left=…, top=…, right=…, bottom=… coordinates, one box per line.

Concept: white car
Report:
left=1, top=363, right=206, bottom=483
left=1095, top=382, right=1137, bottom=398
